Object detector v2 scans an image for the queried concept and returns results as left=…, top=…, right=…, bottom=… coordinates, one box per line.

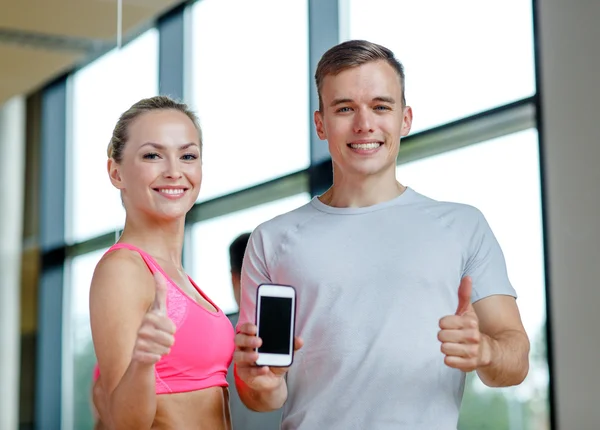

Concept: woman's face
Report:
left=109, top=109, right=202, bottom=221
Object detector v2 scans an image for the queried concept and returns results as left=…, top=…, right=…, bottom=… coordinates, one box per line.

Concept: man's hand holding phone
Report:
left=233, top=283, right=302, bottom=411
left=234, top=322, right=303, bottom=393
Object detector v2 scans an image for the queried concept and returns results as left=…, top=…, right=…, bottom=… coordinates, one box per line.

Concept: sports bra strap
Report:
left=105, top=243, right=160, bottom=275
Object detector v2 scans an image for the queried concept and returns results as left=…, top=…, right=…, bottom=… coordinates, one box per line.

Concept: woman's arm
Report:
left=90, top=250, right=173, bottom=430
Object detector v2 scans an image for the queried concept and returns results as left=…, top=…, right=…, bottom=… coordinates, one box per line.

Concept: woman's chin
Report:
left=148, top=206, right=190, bottom=222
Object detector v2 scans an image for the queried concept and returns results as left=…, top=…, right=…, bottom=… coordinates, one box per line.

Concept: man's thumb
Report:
left=455, top=276, right=473, bottom=316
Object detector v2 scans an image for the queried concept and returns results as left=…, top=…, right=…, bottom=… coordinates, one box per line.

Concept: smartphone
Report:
left=255, top=283, right=297, bottom=367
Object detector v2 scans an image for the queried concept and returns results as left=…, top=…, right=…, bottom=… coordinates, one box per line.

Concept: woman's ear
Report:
left=107, top=158, right=124, bottom=190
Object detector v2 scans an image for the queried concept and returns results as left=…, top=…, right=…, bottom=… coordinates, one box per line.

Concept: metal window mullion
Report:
left=308, top=0, right=340, bottom=196
left=36, top=77, right=69, bottom=430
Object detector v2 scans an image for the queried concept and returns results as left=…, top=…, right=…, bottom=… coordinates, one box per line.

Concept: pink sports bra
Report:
left=94, top=243, right=235, bottom=395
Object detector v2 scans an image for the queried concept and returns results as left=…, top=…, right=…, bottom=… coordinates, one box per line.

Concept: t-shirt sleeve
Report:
left=463, top=208, right=516, bottom=302
left=236, top=228, right=272, bottom=332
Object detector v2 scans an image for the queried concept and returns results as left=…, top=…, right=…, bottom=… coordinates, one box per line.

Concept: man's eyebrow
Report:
left=373, top=96, right=396, bottom=104
left=330, top=98, right=354, bottom=107
left=329, top=96, right=396, bottom=107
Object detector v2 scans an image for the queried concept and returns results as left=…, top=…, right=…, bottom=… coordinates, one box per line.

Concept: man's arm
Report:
left=234, top=230, right=304, bottom=411
left=474, top=294, right=530, bottom=387
left=443, top=207, right=530, bottom=387
left=439, top=277, right=530, bottom=388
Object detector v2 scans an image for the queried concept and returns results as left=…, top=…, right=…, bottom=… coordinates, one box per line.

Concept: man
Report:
left=233, top=40, right=530, bottom=429
left=226, top=232, right=282, bottom=430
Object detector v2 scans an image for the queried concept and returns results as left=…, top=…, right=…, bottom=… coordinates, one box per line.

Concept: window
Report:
left=189, top=193, right=311, bottom=314
left=63, top=248, right=108, bottom=430
left=344, top=0, right=536, bottom=133
left=396, top=129, right=549, bottom=429
left=189, top=0, right=310, bottom=201
left=68, top=29, right=159, bottom=243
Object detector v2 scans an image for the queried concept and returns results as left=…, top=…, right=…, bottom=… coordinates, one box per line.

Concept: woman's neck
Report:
left=119, top=214, right=185, bottom=268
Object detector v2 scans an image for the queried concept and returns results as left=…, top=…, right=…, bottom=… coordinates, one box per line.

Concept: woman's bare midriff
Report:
left=151, top=386, right=232, bottom=430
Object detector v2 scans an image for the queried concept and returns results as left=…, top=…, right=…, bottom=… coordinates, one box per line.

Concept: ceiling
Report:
left=0, top=0, right=185, bottom=106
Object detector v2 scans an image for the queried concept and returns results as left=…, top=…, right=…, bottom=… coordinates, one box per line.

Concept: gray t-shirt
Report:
left=237, top=188, right=516, bottom=430
left=227, top=312, right=282, bottom=430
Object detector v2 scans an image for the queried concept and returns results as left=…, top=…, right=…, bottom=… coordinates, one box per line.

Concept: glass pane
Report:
left=396, top=129, right=549, bottom=429
left=190, top=0, right=310, bottom=201
left=64, top=248, right=108, bottom=430
left=345, top=0, right=536, bottom=133
left=69, top=29, right=159, bottom=243
left=189, top=193, right=311, bottom=314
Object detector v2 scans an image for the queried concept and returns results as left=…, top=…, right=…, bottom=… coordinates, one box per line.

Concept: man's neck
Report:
left=319, top=169, right=406, bottom=208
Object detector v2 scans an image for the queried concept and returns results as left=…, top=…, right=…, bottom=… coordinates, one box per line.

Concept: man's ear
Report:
left=314, top=110, right=327, bottom=141
left=401, top=106, right=413, bottom=137
left=107, top=158, right=124, bottom=190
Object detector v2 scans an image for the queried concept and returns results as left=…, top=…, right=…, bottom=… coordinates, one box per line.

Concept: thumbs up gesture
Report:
left=438, top=276, right=482, bottom=372
left=132, top=272, right=176, bottom=364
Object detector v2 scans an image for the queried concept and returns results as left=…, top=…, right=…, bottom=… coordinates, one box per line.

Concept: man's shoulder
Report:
left=402, top=189, right=491, bottom=242
left=254, top=199, right=317, bottom=237
left=408, top=188, right=485, bottom=223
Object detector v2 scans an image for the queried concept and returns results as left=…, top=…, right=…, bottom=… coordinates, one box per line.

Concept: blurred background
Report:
left=0, top=0, right=598, bottom=429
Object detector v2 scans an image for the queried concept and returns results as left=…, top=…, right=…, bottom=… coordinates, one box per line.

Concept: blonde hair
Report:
left=107, top=95, right=202, bottom=163
left=315, top=39, right=406, bottom=111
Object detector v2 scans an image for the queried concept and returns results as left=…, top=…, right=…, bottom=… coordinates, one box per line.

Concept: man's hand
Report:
left=438, top=276, right=490, bottom=372
left=234, top=322, right=303, bottom=392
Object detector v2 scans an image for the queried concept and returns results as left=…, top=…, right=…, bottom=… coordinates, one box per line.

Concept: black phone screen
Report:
left=257, top=296, right=293, bottom=354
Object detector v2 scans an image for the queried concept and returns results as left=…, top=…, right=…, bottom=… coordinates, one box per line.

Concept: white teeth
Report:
left=159, top=189, right=185, bottom=195
left=350, top=142, right=381, bottom=150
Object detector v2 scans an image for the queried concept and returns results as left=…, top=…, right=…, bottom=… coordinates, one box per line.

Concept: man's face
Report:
left=314, top=60, right=412, bottom=180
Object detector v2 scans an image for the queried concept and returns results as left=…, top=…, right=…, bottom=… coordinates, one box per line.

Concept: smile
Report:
left=153, top=188, right=189, bottom=199
left=347, top=141, right=383, bottom=154
left=348, top=142, right=382, bottom=150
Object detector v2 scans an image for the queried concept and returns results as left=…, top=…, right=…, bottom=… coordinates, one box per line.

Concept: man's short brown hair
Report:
left=315, top=39, right=406, bottom=111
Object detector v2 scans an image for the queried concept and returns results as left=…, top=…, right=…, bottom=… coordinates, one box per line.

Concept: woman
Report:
left=89, top=96, right=235, bottom=429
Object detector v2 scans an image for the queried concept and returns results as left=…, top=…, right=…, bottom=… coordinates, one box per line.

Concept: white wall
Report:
left=0, top=96, right=26, bottom=430
left=538, top=1, right=600, bottom=428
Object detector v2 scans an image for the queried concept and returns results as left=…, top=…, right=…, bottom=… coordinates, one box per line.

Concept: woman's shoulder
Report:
left=91, top=247, right=155, bottom=305
left=95, top=246, right=151, bottom=277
